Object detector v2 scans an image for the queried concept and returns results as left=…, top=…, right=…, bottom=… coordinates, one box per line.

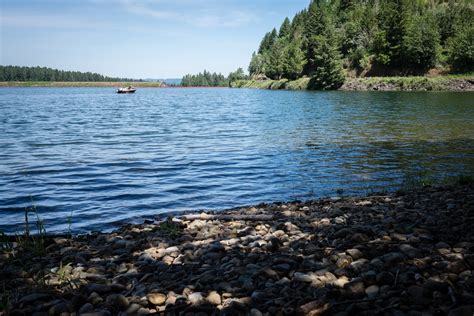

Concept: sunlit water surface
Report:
left=0, top=88, right=473, bottom=233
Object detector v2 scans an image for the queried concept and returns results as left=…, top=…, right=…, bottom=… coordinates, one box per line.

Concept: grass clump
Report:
left=156, top=218, right=182, bottom=239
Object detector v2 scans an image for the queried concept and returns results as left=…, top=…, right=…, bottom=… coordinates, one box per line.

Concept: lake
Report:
left=0, top=88, right=473, bottom=234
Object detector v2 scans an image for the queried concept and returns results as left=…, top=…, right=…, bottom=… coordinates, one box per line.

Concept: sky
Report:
left=0, top=0, right=310, bottom=79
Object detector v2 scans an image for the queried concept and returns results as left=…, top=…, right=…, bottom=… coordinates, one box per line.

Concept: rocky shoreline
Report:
left=232, top=76, right=474, bottom=92
left=1, top=184, right=474, bottom=315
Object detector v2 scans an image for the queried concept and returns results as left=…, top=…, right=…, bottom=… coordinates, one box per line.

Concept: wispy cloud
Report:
left=121, top=0, right=258, bottom=28
left=0, top=14, right=108, bottom=29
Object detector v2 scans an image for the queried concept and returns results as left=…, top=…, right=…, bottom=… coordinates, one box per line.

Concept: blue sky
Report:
left=1, top=0, right=309, bottom=78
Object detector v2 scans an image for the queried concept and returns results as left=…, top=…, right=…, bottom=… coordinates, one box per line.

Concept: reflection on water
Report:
left=0, top=88, right=473, bottom=233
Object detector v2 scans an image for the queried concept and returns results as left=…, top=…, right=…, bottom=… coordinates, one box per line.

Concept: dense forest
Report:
left=181, top=68, right=248, bottom=87
left=0, top=65, right=135, bottom=82
left=248, top=0, right=473, bottom=89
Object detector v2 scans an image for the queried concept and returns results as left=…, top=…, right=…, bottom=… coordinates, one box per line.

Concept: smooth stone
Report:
left=382, top=252, right=405, bottom=265
left=19, top=293, right=51, bottom=304
left=250, top=308, right=263, bottom=316
left=85, top=284, right=112, bottom=295
left=126, top=303, right=142, bottom=314
left=188, top=292, right=204, bottom=305
left=294, top=272, right=313, bottom=283
left=147, top=293, right=166, bottom=305
left=349, top=258, right=369, bottom=272
left=344, top=280, right=365, bottom=298
left=333, top=228, right=355, bottom=239
left=273, top=263, right=291, bottom=273
left=399, top=244, right=423, bottom=258
left=365, top=285, right=379, bottom=298
left=207, top=291, right=221, bottom=305
left=346, top=248, right=364, bottom=260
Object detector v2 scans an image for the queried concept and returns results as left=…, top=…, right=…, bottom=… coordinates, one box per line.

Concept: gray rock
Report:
left=126, top=303, right=142, bottom=314
left=333, top=228, right=355, bottom=239
left=105, top=294, right=128, bottom=310
left=399, top=244, right=423, bottom=258
left=293, top=272, right=313, bottom=283
left=365, top=285, right=379, bottom=298
left=19, top=293, right=51, bottom=304
left=382, top=252, right=405, bottom=265
left=250, top=308, right=263, bottom=316
left=79, top=303, right=94, bottom=314
left=85, top=284, right=112, bottom=295
left=376, top=271, right=394, bottom=285
left=422, top=276, right=448, bottom=293
left=273, top=263, right=291, bottom=273
left=349, top=258, right=369, bottom=272
left=48, top=302, right=69, bottom=315
left=188, top=292, right=204, bottom=305
left=346, top=248, right=364, bottom=260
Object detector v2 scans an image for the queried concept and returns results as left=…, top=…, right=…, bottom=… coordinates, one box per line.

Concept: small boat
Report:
left=117, top=86, right=136, bottom=94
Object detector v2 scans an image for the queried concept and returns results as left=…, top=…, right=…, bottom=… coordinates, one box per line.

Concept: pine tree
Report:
left=308, top=35, right=345, bottom=90
left=283, top=34, right=306, bottom=80
left=279, top=18, right=291, bottom=38
left=402, top=12, right=440, bottom=70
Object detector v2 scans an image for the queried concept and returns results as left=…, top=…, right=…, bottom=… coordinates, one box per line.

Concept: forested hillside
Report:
left=0, top=65, right=135, bottom=82
left=248, top=0, right=473, bottom=89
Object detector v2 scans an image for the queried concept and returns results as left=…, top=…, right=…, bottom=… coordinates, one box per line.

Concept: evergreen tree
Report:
left=402, top=12, right=440, bottom=69
left=279, top=18, right=292, bottom=38
left=447, top=24, right=474, bottom=72
left=283, top=34, right=306, bottom=80
left=308, top=35, right=345, bottom=90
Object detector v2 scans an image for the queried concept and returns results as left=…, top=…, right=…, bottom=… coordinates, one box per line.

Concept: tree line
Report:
left=0, top=65, right=136, bottom=82
left=181, top=68, right=248, bottom=87
left=248, top=0, right=473, bottom=89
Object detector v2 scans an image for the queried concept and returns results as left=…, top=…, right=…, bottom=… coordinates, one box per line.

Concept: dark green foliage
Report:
left=181, top=68, right=248, bottom=87
left=447, top=25, right=474, bottom=72
left=282, top=36, right=306, bottom=80
left=402, top=13, right=440, bottom=69
left=247, top=0, right=471, bottom=88
left=181, top=70, right=227, bottom=87
left=279, top=18, right=292, bottom=38
left=307, top=35, right=345, bottom=89
left=0, top=65, right=132, bottom=82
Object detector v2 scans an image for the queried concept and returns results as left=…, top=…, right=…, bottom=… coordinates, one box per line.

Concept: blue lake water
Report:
left=0, top=88, right=473, bottom=233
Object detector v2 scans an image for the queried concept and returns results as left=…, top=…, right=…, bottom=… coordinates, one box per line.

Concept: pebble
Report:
left=146, top=293, right=166, bottom=306
left=188, top=292, right=204, bottom=305
left=207, top=291, right=221, bottom=305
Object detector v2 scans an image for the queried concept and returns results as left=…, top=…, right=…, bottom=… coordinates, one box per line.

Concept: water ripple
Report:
left=0, top=88, right=473, bottom=233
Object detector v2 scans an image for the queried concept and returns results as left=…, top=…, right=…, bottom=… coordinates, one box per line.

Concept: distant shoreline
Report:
left=0, top=82, right=235, bottom=88
left=0, top=81, right=164, bottom=88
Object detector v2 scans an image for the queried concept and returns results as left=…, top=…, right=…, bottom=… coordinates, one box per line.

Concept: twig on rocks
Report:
left=179, top=214, right=274, bottom=221
left=448, top=286, right=457, bottom=305
left=123, top=280, right=136, bottom=297
left=394, top=269, right=400, bottom=286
